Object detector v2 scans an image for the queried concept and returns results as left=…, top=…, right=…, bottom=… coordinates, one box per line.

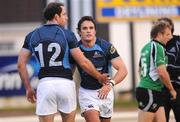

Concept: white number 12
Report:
left=34, top=43, right=62, bottom=67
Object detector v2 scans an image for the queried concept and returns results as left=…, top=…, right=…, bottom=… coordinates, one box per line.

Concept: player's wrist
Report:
left=106, top=79, right=115, bottom=87
left=96, top=74, right=102, bottom=83
left=106, top=82, right=114, bottom=89
left=109, top=79, right=116, bottom=86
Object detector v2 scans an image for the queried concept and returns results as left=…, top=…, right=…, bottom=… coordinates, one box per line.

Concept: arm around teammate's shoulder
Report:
left=70, top=47, right=108, bottom=84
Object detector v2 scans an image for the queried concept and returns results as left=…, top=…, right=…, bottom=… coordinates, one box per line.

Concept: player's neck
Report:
left=47, top=20, right=58, bottom=25
left=154, top=37, right=165, bottom=45
left=82, top=38, right=96, bottom=48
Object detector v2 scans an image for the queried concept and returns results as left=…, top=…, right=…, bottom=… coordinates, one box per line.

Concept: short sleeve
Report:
left=66, top=31, right=78, bottom=50
left=22, top=31, right=34, bottom=52
left=155, top=44, right=166, bottom=67
left=107, top=44, right=119, bottom=60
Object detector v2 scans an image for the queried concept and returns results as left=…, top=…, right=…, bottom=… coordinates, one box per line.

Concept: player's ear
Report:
left=54, top=14, right=60, bottom=21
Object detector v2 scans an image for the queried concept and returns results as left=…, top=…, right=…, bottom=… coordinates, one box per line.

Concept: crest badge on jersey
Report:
left=110, top=45, right=116, bottom=54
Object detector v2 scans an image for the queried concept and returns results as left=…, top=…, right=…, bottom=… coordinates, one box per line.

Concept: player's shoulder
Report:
left=24, top=30, right=36, bottom=42
left=173, top=35, right=180, bottom=41
left=96, top=37, right=111, bottom=47
left=26, top=30, right=35, bottom=37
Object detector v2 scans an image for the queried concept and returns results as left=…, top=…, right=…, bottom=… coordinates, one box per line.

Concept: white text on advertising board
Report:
left=96, top=0, right=180, bottom=22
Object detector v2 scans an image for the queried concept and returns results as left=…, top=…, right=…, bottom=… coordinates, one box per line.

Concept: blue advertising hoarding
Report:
left=0, top=56, right=40, bottom=97
left=96, top=0, right=180, bottom=22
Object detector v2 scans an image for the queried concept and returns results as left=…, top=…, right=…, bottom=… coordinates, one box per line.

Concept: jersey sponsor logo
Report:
left=152, top=103, right=157, bottom=110
left=87, top=104, right=94, bottom=108
left=139, top=101, right=145, bottom=108
left=110, top=45, right=116, bottom=54
left=93, top=51, right=103, bottom=58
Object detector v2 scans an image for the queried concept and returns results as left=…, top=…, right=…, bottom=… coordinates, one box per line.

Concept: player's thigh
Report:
left=79, top=87, right=100, bottom=115
left=56, top=79, right=77, bottom=113
left=99, top=89, right=114, bottom=119
left=83, top=109, right=101, bottom=122
left=138, top=109, right=154, bottom=122
left=171, top=86, right=180, bottom=121
left=154, top=107, right=166, bottom=122
left=36, top=80, right=57, bottom=115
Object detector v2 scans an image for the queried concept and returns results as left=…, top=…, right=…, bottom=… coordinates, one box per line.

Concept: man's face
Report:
left=57, top=6, right=68, bottom=27
left=159, top=27, right=172, bottom=45
left=79, top=20, right=96, bottom=42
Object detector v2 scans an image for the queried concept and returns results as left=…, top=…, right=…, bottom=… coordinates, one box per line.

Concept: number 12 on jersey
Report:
left=34, top=43, right=62, bottom=67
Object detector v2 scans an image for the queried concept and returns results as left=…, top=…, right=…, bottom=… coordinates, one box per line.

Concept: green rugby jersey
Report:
left=138, top=40, right=167, bottom=92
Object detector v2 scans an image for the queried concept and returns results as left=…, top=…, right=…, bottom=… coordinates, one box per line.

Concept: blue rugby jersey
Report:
left=77, top=38, right=119, bottom=90
left=22, top=24, right=78, bottom=80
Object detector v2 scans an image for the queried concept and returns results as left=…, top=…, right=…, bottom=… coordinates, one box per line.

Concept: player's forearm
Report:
left=79, top=58, right=101, bottom=79
left=17, top=63, right=31, bottom=90
left=112, top=67, right=128, bottom=85
left=17, top=49, right=32, bottom=89
left=71, top=48, right=102, bottom=79
left=159, top=70, right=174, bottom=91
left=157, top=65, right=174, bottom=91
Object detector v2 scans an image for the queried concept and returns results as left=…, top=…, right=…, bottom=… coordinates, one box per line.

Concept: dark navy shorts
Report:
left=136, top=87, right=163, bottom=113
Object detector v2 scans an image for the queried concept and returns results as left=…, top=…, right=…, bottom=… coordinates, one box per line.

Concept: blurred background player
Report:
left=136, top=21, right=176, bottom=122
left=158, top=17, right=180, bottom=122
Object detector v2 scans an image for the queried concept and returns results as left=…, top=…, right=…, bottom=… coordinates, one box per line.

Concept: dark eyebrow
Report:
left=82, top=26, right=88, bottom=29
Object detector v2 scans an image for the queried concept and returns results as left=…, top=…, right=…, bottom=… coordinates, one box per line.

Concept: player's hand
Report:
left=98, top=84, right=112, bottom=99
left=97, top=73, right=109, bottom=84
left=170, top=89, right=177, bottom=100
left=26, top=87, right=36, bottom=103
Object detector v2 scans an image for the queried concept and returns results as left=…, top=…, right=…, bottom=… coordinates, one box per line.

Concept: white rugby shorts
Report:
left=36, top=77, right=77, bottom=115
left=79, top=86, right=114, bottom=118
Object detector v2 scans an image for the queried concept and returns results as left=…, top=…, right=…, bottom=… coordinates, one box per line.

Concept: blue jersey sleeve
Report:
left=96, top=38, right=119, bottom=60
left=65, top=31, right=78, bottom=49
left=106, top=43, right=119, bottom=60
left=22, top=31, right=34, bottom=52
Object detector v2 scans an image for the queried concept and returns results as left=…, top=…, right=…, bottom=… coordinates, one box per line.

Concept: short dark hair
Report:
left=151, top=21, right=171, bottom=39
left=157, top=17, right=174, bottom=33
left=43, top=2, right=64, bottom=21
left=77, top=16, right=96, bottom=31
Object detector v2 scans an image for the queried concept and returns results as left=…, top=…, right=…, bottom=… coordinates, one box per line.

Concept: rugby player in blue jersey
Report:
left=74, top=16, right=128, bottom=122
left=17, top=3, right=108, bottom=122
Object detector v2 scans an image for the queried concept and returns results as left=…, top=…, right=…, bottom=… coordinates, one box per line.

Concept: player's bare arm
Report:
left=157, top=64, right=176, bottom=100
left=17, top=49, right=36, bottom=103
left=110, top=57, right=128, bottom=85
left=98, top=57, right=128, bottom=99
